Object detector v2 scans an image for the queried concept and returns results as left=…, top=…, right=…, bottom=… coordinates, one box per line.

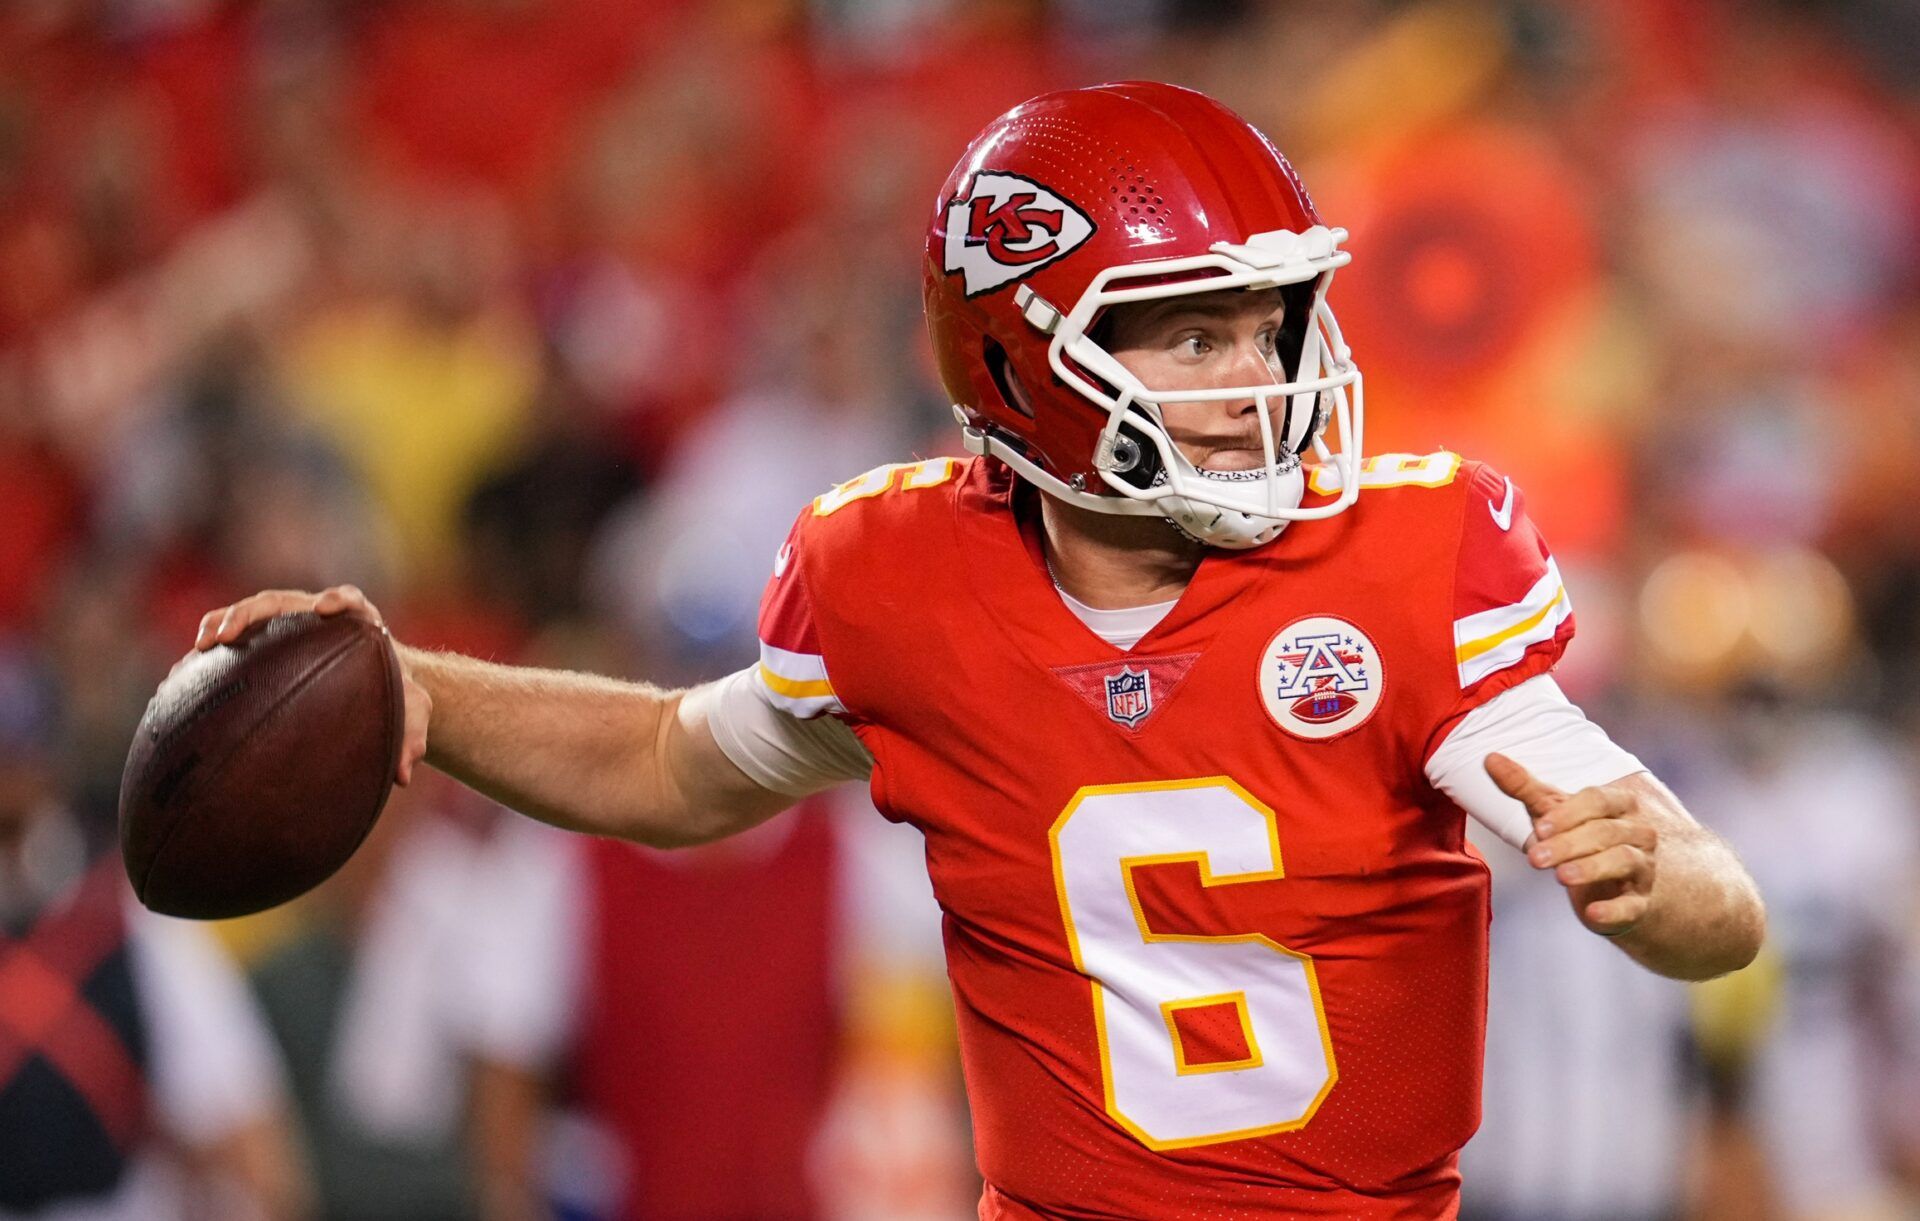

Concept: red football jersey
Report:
left=756, top=453, right=1573, bottom=1219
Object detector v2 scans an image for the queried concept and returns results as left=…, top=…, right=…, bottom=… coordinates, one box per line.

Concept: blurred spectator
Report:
left=1461, top=822, right=1698, bottom=1221
left=1675, top=688, right=1920, bottom=1221
left=0, top=382, right=83, bottom=633
left=279, top=190, right=539, bottom=586
left=458, top=798, right=842, bottom=1221
left=0, top=638, right=308, bottom=1221
left=586, top=221, right=931, bottom=682
left=246, top=775, right=541, bottom=1221
left=462, top=356, right=640, bottom=631
left=459, top=786, right=977, bottom=1221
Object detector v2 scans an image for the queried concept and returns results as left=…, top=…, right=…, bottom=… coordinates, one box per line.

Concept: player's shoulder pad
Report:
left=1305, top=449, right=1469, bottom=502
left=1456, top=456, right=1516, bottom=508
left=1446, top=457, right=1570, bottom=691
left=1449, top=455, right=1550, bottom=572
left=758, top=457, right=966, bottom=718
left=765, top=455, right=967, bottom=631
left=808, top=457, right=965, bottom=521
left=794, top=456, right=966, bottom=555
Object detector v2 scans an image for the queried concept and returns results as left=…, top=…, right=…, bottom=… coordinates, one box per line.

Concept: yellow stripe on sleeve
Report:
left=757, top=663, right=836, bottom=701
left=1454, top=586, right=1566, bottom=665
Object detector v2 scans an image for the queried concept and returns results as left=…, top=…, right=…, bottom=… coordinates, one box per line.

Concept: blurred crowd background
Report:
left=2, top=0, right=1918, bottom=1218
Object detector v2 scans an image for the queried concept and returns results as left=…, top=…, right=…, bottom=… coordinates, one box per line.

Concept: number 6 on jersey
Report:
left=1050, top=778, right=1338, bottom=1149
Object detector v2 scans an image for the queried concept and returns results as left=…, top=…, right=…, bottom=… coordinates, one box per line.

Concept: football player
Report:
left=194, top=83, right=1764, bottom=1218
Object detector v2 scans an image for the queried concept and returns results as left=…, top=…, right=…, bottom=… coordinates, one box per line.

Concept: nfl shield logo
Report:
left=1104, top=667, right=1152, bottom=728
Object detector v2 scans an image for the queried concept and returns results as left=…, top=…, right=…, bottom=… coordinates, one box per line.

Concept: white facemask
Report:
left=961, top=227, right=1365, bottom=548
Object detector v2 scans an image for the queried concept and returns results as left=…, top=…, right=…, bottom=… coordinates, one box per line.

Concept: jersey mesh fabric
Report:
left=754, top=455, right=1570, bottom=1218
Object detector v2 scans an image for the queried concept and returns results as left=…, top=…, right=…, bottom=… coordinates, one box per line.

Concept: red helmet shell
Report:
left=924, top=82, right=1324, bottom=489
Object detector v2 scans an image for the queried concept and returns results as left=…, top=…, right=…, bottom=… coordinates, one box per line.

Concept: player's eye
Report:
left=1176, top=332, right=1211, bottom=358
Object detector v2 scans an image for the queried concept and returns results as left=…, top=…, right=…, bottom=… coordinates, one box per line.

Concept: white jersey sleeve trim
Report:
left=1426, top=675, right=1644, bottom=850
left=756, top=642, right=846, bottom=718
left=1453, top=558, right=1572, bottom=688
left=696, top=666, right=873, bottom=798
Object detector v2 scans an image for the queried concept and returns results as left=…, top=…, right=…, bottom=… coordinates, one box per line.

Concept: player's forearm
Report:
left=399, top=646, right=707, bottom=845
left=1610, top=821, right=1765, bottom=981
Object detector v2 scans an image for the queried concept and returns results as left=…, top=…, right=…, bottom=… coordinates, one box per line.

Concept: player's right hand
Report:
left=190, top=585, right=432, bottom=787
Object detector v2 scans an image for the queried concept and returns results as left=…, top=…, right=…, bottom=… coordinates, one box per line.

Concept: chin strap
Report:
left=958, top=415, right=993, bottom=457
left=959, top=412, right=1293, bottom=550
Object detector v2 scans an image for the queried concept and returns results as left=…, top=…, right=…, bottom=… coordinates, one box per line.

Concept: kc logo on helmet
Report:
left=943, top=171, right=1094, bottom=297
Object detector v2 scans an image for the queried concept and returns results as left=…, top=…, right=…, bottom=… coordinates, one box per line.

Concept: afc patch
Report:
left=1259, top=616, right=1383, bottom=741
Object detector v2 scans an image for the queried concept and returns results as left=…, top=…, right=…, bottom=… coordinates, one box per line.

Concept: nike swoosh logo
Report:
left=1488, top=478, right=1515, bottom=531
left=773, top=543, right=793, bottom=577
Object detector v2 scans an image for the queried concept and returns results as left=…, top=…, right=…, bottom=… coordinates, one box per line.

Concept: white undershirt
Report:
left=1053, top=587, right=1179, bottom=651
left=697, top=585, right=1643, bottom=851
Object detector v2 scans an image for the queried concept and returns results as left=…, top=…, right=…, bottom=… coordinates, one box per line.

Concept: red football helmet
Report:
left=923, top=82, right=1363, bottom=548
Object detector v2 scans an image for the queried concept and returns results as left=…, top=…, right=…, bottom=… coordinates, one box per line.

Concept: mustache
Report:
left=1187, top=443, right=1303, bottom=476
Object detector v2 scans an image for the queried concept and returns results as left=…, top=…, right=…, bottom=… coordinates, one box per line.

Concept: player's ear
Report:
left=987, top=342, right=1035, bottom=419
left=1007, top=368, right=1034, bottom=416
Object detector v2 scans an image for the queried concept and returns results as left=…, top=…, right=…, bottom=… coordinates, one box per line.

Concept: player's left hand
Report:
left=1484, top=753, right=1657, bottom=937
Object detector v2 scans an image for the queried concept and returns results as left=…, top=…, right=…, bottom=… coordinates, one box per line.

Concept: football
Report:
left=120, top=611, right=405, bottom=920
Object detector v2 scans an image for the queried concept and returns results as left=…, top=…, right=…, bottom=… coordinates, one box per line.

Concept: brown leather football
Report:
left=120, top=611, right=404, bottom=919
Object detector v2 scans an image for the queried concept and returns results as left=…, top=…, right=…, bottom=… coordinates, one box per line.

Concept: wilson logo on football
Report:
left=943, top=171, right=1094, bottom=297
left=1258, top=616, right=1384, bottom=741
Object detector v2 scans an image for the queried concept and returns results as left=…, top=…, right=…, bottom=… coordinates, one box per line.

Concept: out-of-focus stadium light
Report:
left=1639, top=550, right=1751, bottom=678
left=1746, top=548, right=1855, bottom=675
left=1637, top=546, right=1856, bottom=691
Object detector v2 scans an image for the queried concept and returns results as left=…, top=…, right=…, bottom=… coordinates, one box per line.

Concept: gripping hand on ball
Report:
left=192, top=586, right=432, bottom=786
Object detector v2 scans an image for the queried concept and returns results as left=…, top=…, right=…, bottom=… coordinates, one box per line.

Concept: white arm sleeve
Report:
left=127, top=905, right=291, bottom=1146
left=1426, top=675, right=1645, bottom=851
left=692, top=666, right=874, bottom=798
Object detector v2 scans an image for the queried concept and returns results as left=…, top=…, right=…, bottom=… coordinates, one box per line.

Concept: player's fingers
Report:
left=214, top=587, right=318, bottom=645
left=395, top=673, right=431, bottom=787
left=197, top=590, right=308, bottom=649
left=1527, top=815, right=1655, bottom=870
left=193, top=607, right=230, bottom=650
left=1531, top=783, right=1639, bottom=839
left=1584, top=892, right=1650, bottom=935
left=1484, top=753, right=1566, bottom=818
left=1552, top=843, right=1652, bottom=891
left=314, top=584, right=383, bottom=625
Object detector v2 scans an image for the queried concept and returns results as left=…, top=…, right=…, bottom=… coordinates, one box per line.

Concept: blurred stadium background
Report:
left=1, top=0, right=1918, bottom=1218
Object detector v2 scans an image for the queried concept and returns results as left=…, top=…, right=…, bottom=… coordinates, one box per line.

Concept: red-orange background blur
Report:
left=2, top=2, right=1917, bottom=1219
